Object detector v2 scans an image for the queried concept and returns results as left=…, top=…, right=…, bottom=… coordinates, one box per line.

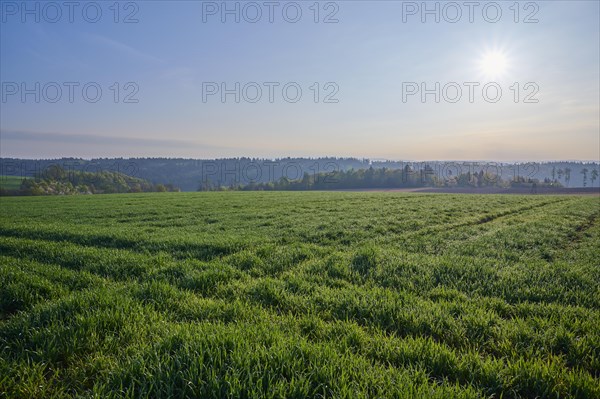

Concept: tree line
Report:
left=200, top=166, right=561, bottom=191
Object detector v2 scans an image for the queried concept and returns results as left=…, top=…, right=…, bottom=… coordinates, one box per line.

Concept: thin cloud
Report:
left=0, top=130, right=227, bottom=151
left=85, top=34, right=164, bottom=64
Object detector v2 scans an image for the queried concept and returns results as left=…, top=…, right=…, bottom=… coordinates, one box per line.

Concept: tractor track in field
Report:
left=396, top=197, right=570, bottom=241
left=554, top=208, right=600, bottom=256
left=382, top=198, right=578, bottom=260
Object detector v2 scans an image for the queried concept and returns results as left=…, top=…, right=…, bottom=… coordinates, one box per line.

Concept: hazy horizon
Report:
left=2, top=151, right=600, bottom=165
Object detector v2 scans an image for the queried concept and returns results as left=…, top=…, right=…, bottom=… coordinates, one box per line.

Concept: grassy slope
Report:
left=0, top=192, right=599, bottom=398
left=0, top=176, right=24, bottom=191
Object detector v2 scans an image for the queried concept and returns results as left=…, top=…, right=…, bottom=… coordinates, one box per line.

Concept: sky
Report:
left=1, top=0, right=599, bottom=161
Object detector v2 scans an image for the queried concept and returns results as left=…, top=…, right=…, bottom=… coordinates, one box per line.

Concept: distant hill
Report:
left=1, top=158, right=598, bottom=191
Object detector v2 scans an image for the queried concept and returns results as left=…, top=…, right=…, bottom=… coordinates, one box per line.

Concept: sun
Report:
left=479, top=50, right=509, bottom=79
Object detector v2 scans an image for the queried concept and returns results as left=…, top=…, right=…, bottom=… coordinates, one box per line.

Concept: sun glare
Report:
left=479, top=50, right=509, bottom=79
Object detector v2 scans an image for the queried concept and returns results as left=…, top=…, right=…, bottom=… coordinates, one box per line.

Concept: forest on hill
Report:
left=0, top=166, right=179, bottom=196
left=1, top=158, right=598, bottom=191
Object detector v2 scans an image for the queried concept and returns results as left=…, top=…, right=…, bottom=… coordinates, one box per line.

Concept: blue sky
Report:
left=1, top=0, right=599, bottom=161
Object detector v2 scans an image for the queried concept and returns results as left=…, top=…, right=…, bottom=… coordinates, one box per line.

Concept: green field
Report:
left=0, top=176, right=24, bottom=191
left=0, top=192, right=599, bottom=398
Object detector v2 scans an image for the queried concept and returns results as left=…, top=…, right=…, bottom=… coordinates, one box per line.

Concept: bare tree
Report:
left=580, top=168, right=589, bottom=187
left=564, top=168, right=571, bottom=187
